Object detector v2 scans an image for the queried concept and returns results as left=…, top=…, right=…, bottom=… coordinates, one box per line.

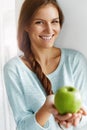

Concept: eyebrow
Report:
left=33, top=17, right=59, bottom=21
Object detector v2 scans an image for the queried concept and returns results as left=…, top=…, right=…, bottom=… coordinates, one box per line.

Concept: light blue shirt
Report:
left=3, top=48, right=87, bottom=130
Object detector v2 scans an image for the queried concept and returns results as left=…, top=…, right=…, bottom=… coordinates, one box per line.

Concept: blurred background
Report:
left=0, top=0, right=87, bottom=130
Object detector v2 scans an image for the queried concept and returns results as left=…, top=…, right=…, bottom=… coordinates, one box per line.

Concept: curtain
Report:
left=0, top=0, right=17, bottom=130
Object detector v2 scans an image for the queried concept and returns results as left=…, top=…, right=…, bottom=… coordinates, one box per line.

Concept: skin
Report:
left=23, top=3, right=87, bottom=128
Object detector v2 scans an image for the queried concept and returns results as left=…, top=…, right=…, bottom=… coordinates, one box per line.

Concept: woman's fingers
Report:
left=55, top=113, right=72, bottom=121
left=67, top=113, right=79, bottom=122
left=50, top=107, right=58, bottom=115
left=55, top=112, right=82, bottom=128
left=54, top=107, right=87, bottom=128
left=73, top=113, right=82, bottom=126
left=80, top=107, right=87, bottom=115
left=60, top=121, right=72, bottom=128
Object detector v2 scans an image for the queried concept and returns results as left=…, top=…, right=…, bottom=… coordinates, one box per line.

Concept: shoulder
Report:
left=4, top=56, right=19, bottom=68
left=62, top=48, right=81, bottom=56
left=4, top=56, right=21, bottom=73
left=62, top=48, right=86, bottom=59
left=62, top=48, right=87, bottom=67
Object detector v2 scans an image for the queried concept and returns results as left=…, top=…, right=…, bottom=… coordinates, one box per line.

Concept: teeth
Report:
left=40, top=36, right=53, bottom=40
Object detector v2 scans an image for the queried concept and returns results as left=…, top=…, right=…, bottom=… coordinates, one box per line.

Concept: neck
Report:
left=32, top=47, right=53, bottom=62
left=31, top=46, right=60, bottom=65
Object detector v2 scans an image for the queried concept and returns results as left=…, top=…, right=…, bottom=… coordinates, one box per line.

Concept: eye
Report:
left=52, top=20, right=60, bottom=24
left=35, top=21, right=44, bottom=24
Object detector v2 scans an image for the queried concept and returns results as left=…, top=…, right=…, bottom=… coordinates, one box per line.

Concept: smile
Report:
left=39, top=34, right=54, bottom=40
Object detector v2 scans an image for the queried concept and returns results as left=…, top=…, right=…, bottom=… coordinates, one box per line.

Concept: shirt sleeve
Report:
left=72, top=51, right=87, bottom=128
left=3, top=65, right=50, bottom=130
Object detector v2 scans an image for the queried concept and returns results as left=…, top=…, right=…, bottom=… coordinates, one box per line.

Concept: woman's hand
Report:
left=36, top=94, right=87, bottom=128
left=43, top=94, right=58, bottom=115
left=36, top=94, right=58, bottom=126
left=54, top=107, right=87, bottom=128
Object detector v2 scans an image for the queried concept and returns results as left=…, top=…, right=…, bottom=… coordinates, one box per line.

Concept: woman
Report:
left=4, top=0, right=87, bottom=130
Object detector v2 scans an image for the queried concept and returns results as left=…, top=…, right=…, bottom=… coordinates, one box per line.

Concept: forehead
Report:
left=33, top=4, right=59, bottom=19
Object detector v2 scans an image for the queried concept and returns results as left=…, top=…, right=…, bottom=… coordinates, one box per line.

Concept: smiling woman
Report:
left=25, top=4, right=60, bottom=50
left=3, top=0, right=87, bottom=130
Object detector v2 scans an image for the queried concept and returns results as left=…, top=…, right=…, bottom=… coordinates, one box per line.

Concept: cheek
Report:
left=56, top=26, right=61, bottom=34
left=29, top=26, right=43, bottom=34
left=27, top=28, right=38, bottom=38
left=28, top=28, right=41, bottom=40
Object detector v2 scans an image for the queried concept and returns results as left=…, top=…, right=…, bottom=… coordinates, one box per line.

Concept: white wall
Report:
left=56, top=0, right=87, bottom=57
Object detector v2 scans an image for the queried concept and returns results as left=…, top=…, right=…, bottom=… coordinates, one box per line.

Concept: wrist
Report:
left=35, top=104, right=51, bottom=126
left=43, top=102, right=51, bottom=114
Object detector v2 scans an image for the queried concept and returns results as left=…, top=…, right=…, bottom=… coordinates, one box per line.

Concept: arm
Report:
left=36, top=95, right=58, bottom=126
left=36, top=96, right=74, bottom=128
left=3, top=66, right=46, bottom=130
left=3, top=65, right=58, bottom=130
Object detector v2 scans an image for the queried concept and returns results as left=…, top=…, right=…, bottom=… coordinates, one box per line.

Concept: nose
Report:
left=45, top=23, right=53, bottom=34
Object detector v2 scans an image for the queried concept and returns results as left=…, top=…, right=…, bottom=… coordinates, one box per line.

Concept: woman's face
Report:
left=26, top=4, right=60, bottom=50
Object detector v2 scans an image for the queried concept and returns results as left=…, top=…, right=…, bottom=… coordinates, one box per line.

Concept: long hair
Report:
left=17, top=0, right=64, bottom=95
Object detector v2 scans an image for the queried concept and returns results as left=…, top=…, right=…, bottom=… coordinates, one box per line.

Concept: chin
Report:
left=43, top=42, right=54, bottom=48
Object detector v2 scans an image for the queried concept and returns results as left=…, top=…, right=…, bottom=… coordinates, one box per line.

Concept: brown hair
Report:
left=17, top=0, right=64, bottom=95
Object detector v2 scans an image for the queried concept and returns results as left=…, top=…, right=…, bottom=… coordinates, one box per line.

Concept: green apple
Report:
left=54, top=86, right=82, bottom=115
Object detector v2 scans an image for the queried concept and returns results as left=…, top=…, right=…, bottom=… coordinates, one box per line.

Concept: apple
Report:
left=54, top=86, right=82, bottom=115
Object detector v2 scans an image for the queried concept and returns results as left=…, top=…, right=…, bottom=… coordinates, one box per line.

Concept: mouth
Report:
left=39, top=34, right=54, bottom=40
